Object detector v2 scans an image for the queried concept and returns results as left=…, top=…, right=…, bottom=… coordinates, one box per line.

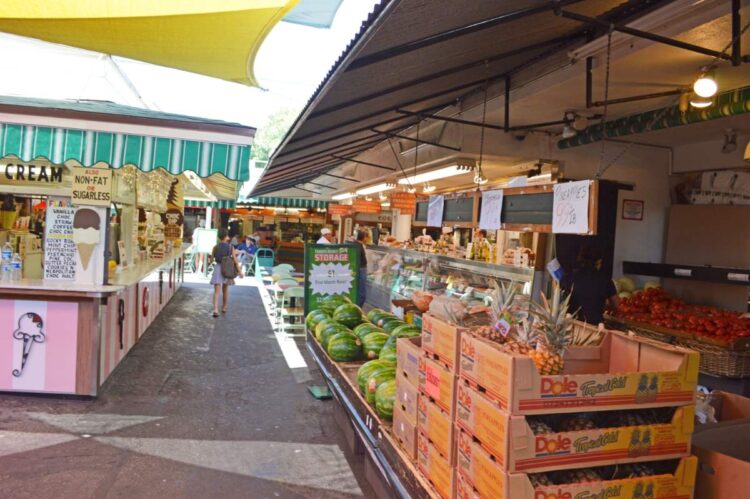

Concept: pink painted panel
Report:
left=43, top=301, right=78, bottom=392
left=0, top=299, right=15, bottom=389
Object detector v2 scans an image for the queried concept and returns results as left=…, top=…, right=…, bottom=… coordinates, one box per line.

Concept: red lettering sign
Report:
left=352, top=199, right=382, bottom=214
left=391, top=192, right=417, bottom=215
left=540, top=377, right=578, bottom=396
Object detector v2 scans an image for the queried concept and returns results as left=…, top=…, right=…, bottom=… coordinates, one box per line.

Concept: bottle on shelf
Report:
left=10, top=253, right=22, bottom=281
left=0, top=255, right=10, bottom=283
left=1, top=241, right=12, bottom=262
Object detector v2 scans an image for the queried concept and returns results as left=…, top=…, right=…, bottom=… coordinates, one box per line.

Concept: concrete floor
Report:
left=0, top=281, right=373, bottom=499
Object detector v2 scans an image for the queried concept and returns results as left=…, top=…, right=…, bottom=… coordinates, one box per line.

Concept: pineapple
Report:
left=501, top=318, right=536, bottom=354
left=557, top=468, right=601, bottom=484
left=558, top=415, right=598, bottom=432
left=527, top=417, right=555, bottom=435
left=526, top=284, right=574, bottom=375
left=475, top=281, right=518, bottom=343
left=614, top=463, right=655, bottom=479
left=529, top=473, right=553, bottom=487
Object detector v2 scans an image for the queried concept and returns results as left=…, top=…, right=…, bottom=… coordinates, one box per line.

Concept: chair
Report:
left=183, top=251, right=196, bottom=273
left=273, top=263, right=295, bottom=273
left=279, top=286, right=305, bottom=335
left=255, top=248, right=275, bottom=274
left=273, top=277, right=300, bottom=311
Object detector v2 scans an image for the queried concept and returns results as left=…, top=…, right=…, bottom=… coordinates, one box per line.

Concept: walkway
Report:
left=0, top=281, right=373, bottom=498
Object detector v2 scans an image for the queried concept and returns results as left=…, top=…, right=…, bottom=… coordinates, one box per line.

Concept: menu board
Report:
left=44, top=199, right=76, bottom=280
left=553, top=180, right=591, bottom=234
left=479, top=189, right=504, bottom=231
left=390, top=192, right=417, bottom=215
left=427, top=195, right=445, bottom=227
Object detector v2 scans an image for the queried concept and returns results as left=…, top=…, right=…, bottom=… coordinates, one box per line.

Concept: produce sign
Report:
left=352, top=198, right=381, bottom=213
left=613, top=287, right=750, bottom=346
left=390, top=192, right=417, bottom=215
left=303, top=244, right=360, bottom=314
left=328, top=204, right=353, bottom=216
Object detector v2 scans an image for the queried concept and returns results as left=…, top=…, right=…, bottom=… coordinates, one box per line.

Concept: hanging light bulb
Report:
left=690, top=93, right=713, bottom=109
left=379, top=192, right=388, bottom=201
left=406, top=186, right=417, bottom=194
left=365, top=196, right=373, bottom=201
left=423, top=183, right=436, bottom=193
left=693, top=68, right=717, bottom=98
left=562, top=125, right=577, bottom=139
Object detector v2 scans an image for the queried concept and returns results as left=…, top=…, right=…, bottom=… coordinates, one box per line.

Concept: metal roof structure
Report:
left=255, top=0, right=670, bottom=196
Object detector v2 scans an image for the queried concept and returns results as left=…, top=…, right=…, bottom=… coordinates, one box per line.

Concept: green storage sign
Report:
left=304, top=243, right=360, bottom=313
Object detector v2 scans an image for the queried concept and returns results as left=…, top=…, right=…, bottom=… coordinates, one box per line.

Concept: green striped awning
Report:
left=0, top=123, right=251, bottom=181
left=185, top=199, right=237, bottom=208
left=238, top=196, right=329, bottom=209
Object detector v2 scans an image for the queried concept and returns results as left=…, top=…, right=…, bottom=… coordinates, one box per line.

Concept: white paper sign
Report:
left=44, top=201, right=77, bottom=281
left=309, top=262, right=354, bottom=295
left=553, top=180, right=591, bottom=234
left=479, top=189, right=504, bottom=231
left=427, top=195, right=444, bottom=227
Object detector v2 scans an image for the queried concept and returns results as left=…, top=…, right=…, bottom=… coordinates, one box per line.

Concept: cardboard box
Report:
left=397, top=336, right=422, bottom=385
left=459, top=331, right=698, bottom=415
left=417, top=396, right=455, bottom=462
left=455, top=470, right=480, bottom=499
left=396, top=372, right=419, bottom=423
left=422, top=313, right=467, bottom=371
left=419, top=354, right=457, bottom=416
left=392, top=402, right=418, bottom=461
left=417, top=432, right=455, bottom=499
left=698, top=390, right=750, bottom=427
left=458, top=427, right=698, bottom=499
left=456, top=380, right=694, bottom=472
left=693, top=420, right=750, bottom=499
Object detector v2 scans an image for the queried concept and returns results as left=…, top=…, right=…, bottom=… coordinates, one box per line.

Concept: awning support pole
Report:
left=732, top=0, right=742, bottom=66
left=504, top=75, right=511, bottom=131
left=292, top=186, right=321, bottom=195
left=330, top=155, right=396, bottom=171
left=369, top=128, right=462, bottom=152
left=320, top=172, right=360, bottom=182
left=305, top=181, right=336, bottom=189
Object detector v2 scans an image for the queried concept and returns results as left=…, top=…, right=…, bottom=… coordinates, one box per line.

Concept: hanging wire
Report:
left=475, top=80, right=489, bottom=188
left=387, top=137, right=414, bottom=190
left=595, top=27, right=613, bottom=178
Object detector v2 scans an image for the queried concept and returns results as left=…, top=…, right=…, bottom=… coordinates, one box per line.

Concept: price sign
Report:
left=44, top=200, right=76, bottom=280
left=427, top=195, right=444, bottom=227
left=552, top=180, right=591, bottom=234
left=328, top=204, right=353, bottom=216
left=304, top=244, right=360, bottom=314
left=391, top=192, right=417, bottom=215
left=479, top=189, right=504, bottom=231
left=352, top=199, right=381, bottom=214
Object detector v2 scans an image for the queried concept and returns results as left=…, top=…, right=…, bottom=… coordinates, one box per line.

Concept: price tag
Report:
left=495, top=318, right=511, bottom=337
left=674, top=268, right=692, bottom=277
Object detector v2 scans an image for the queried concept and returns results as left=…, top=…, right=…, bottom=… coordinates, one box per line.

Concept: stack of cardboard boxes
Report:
left=392, top=334, right=422, bottom=461
left=410, top=312, right=701, bottom=499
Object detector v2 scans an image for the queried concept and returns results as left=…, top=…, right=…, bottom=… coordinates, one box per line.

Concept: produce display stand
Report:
left=306, top=330, right=438, bottom=499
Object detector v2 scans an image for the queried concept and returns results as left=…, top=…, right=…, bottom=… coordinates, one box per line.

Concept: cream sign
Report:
left=2, top=163, right=64, bottom=183
left=71, top=166, right=112, bottom=206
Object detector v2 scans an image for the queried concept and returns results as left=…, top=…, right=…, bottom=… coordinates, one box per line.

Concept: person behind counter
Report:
left=470, top=229, right=491, bottom=261
left=317, top=227, right=334, bottom=244
left=561, top=243, right=619, bottom=324
left=354, top=229, right=368, bottom=306
left=210, top=228, right=241, bottom=318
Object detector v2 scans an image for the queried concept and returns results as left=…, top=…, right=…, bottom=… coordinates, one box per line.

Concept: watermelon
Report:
left=376, top=313, right=398, bottom=328
left=361, top=332, right=390, bottom=359
left=381, top=318, right=407, bottom=334
left=354, top=323, right=385, bottom=340
left=367, top=308, right=387, bottom=323
left=357, top=359, right=395, bottom=393
left=314, top=319, right=339, bottom=341
left=375, top=378, right=396, bottom=421
left=333, top=303, right=364, bottom=329
left=318, top=294, right=351, bottom=316
left=366, top=367, right=396, bottom=404
left=327, top=332, right=362, bottom=362
left=320, top=324, right=352, bottom=350
left=379, top=344, right=397, bottom=363
left=306, top=311, right=329, bottom=331
left=392, top=324, right=421, bottom=337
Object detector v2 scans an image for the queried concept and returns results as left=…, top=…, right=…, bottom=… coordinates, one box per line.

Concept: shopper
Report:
left=354, top=229, right=368, bottom=306
left=317, top=228, right=334, bottom=244
left=561, top=243, right=619, bottom=324
left=210, top=228, right=240, bottom=317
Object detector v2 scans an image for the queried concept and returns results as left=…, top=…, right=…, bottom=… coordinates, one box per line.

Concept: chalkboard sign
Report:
left=44, top=200, right=77, bottom=280
left=415, top=201, right=428, bottom=222
left=443, top=197, right=474, bottom=222
left=502, top=192, right=554, bottom=225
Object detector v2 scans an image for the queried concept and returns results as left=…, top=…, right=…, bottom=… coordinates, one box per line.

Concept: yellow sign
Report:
left=71, top=166, right=113, bottom=206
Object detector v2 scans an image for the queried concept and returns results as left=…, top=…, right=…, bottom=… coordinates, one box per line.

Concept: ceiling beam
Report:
left=370, top=128, right=462, bottom=152
left=330, top=155, right=396, bottom=170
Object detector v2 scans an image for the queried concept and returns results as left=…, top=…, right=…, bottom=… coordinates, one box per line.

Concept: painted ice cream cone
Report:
left=73, top=208, right=101, bottom=271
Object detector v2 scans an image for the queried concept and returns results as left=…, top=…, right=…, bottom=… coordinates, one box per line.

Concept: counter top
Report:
left=0, top=244, right=189, bottom=298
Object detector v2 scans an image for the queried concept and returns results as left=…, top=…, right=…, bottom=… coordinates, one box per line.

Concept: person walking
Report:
left=211, top=228, right=240, bottom=317
left=354, top=229, right=368, bottom=306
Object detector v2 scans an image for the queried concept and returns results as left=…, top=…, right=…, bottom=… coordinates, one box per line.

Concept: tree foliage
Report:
left=251, top=107, right=300, bottom=161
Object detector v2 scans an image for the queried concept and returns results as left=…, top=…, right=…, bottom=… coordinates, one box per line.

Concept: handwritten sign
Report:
left=427, top=195, right=444, bottom=227
left=553, top=180, right=591, bottom=234
left=44, top=204, right=76, bottom=280
left=71, top=166, right=113, bottom=206
left=328, top=204, right=353, bottom=216
left=352, top=199, right=381, bottom=214
left=479, top=189, right=504, bottom=231
left=391, top=192, right=417, bottom=215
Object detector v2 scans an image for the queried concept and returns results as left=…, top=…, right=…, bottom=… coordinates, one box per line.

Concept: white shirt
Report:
left=317, top=236, right=331, bottom=244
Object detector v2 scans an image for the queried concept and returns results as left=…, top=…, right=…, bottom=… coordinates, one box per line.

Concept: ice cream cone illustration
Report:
left=12, top=312, right=45, bottom=377
left=73, top=208, right=101, bottom=271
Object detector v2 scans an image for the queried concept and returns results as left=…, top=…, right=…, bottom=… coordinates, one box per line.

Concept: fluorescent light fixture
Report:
left=356, top=182, right=395, bottom=196
left=331, top=192, right=356, bottom=201
left=397, top=165, right=472, bottom=185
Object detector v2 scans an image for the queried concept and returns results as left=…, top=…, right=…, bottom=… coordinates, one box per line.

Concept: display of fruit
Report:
left=367, top=308, right=389, bottom=324
left=555, top=468, right=602, bottom=484
left=390, top=324, right=421, bottom=338
left=527, top=418, right=554, bottom=435
left=362, top=332, right=390, bottom=359
left=305, top=310, right=329, bottom=331
left=318, top=294, right=351, bottom=316
left=429, top=295, right=468, bottom=325
left=357, top=359, right=394, bottom=393
left=526, top=286, right=574, bottom=375
left=614, top=287, right=750, bottom=341
left=381, top=318, right=407, bottom=333
left=557, top=415, right=598, bottom=432
left=474, top=281, right=519, bottom=343
left=500, top=319, right=535, bottom=355
left=375, top=378, right=396, bottom=421
left=365, top=367, right=396, bottom=404
left=332, top=303, right=364, bottom=328
left=319, top=323, right=352, bottom=350
left=616, top=276, right=636, bottom=293
left=353, top=323, right=385, bottom=340
left=379, top=344, right=397, bottom=363
left=314, top=319, right=339, bottom=341
left=528, top=473, right=553, bottom=487
left=613, top=463, right=655, bottom=479
left=326, top=332, right=362, bottom=362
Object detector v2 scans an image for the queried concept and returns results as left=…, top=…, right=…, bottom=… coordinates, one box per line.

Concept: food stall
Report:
left=0, top=97, right=253, bottom=396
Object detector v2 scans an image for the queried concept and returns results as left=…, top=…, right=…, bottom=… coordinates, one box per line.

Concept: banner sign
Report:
left=328, top=204, right=353, bottom=216
left=390, top=192, right=417, bottom=215
left=304, top=244, right=360, bottom=314
left=352, top=199, right=381, bottom=214
left=427, top=195, right=445, bottom=227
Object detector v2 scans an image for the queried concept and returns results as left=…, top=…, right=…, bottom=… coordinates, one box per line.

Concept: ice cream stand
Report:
left=0, top=97, right=254, bottom=396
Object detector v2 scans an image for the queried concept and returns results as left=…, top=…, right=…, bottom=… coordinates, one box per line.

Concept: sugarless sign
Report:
left=3, top=163, right=64, bottom=183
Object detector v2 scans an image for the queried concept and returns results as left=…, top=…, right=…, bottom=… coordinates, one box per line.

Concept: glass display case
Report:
left=365, top=245, right=534, bottom=312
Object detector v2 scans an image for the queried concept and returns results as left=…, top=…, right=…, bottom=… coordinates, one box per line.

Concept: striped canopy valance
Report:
left=239, top=196, right=329, bottom=209
left=0, top=123, right=251, bottom=181
left=184, top=199, right=237, bottom=209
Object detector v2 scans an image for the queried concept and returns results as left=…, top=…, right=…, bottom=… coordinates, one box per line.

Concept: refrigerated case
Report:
left=365, top=245, right=534, bottom=311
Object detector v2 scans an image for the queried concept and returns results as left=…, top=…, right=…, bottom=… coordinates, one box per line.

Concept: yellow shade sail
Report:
left=0, top=0, right=299, bottom=86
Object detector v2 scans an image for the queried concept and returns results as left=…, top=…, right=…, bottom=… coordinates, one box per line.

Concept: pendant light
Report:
left=693, top=67, right=717, bottom=98
left=690, top=94, right=713, bottom=108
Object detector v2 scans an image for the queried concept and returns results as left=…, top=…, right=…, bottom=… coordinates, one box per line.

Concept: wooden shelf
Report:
left=623, top=261, right=750, bottom=286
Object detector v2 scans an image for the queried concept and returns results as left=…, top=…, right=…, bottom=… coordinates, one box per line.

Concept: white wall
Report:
left=673, top=134, right=750, bottom=173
